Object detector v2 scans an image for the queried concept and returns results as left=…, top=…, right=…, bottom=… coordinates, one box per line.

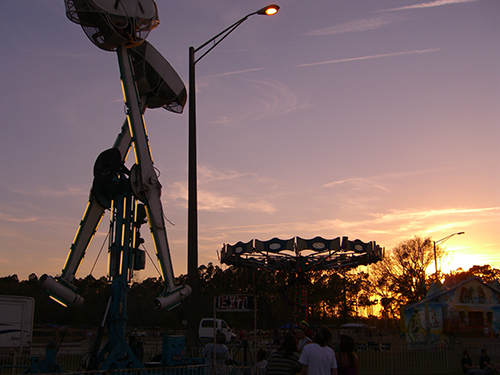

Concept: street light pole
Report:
left=187, top=45, right=197, bottom=293
left=186, top=4, right=279, bottom=344
left=433, top=231, right=465, bottom=282
left=188, top=2, right=280, bottom=291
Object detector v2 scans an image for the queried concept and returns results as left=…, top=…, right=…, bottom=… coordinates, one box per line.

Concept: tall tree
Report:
left=369, top=236, right=444, bottom=319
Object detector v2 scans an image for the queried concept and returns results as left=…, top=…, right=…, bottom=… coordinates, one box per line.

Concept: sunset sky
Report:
left=0, top=0, right=498, bottom=282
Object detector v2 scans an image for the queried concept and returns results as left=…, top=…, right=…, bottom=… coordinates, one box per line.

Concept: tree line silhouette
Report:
left=1, top=236, right=498, bottom=333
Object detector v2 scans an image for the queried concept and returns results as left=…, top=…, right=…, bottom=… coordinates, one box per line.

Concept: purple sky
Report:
left=0, top=0, right=498, bottom=281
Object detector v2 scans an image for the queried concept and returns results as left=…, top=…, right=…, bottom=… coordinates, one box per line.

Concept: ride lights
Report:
left=153, top=284, right=192, bottom=311
left=39, top=274, right=84, bottom=307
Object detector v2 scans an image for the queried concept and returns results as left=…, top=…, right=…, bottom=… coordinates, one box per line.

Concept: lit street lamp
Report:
left=433, top=231, right=465, bottom=281
left=187, top=4, right=279, bottom=288
left=186, top=5, right=279, bottom=343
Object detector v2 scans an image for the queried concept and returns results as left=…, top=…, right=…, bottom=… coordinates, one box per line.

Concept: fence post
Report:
left=445, top=346, right=450, bottom=375
left=12, top=350, right=17, bottom=375
left=390, top=347, right=395, bottom=375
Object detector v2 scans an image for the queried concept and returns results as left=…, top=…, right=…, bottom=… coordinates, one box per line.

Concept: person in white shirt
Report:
left=299, top=326, right=337, bottom=375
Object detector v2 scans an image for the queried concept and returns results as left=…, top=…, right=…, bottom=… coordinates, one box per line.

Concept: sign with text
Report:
left=215, top=295, right=255, bottom=312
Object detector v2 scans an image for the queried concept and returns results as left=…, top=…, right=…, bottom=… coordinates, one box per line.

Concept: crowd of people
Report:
left=203, top=323, right=499, bottom=375
left=203, top=322, right=359, bottom=375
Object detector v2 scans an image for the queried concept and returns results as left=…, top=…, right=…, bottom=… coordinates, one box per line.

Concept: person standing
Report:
left=267, top=334, right=301, bottom=375
left=254, top=349, right=268, bottom=375
left=299, top=326, right=338, bottom=375
left=202, top=332, right=231, bottom=375
left=299, top=321, right=313, bottom=339
left=295, top=329, right=312, bottom=352
left=335, top=335, right=358, bottom=375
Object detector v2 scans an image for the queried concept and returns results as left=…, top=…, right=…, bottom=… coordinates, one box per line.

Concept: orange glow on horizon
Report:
left=426, top=242, right=500, bottom=277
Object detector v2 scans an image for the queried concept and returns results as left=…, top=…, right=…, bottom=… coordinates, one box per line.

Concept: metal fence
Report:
left=357, top=342, right=500, bottom=375
left=1, top=341, right=499, bottom=375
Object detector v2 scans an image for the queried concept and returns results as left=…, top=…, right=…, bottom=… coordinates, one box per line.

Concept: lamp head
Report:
left=457, top=231, right=465, bottom=235
left=256, top=4, right=280, bottom=16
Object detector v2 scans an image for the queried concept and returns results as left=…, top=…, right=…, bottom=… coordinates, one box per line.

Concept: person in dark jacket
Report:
left=267, top=334, right=301, bottom=375
left=335, top=335, right=358, bottom=375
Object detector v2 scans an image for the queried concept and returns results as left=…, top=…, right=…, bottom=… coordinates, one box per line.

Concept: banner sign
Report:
left=215, top=295, right=255, bottom=312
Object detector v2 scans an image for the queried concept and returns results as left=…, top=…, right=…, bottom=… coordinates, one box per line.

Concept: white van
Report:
left=0, top=295, right=34, bottom=348
left=198, top=318, right=236, bottom=343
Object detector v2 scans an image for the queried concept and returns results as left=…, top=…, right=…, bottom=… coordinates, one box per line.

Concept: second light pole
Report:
left=433, top=231, right=465, bottom=282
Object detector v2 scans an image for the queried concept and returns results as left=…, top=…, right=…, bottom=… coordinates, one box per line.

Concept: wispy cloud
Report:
left=323, top=167, right=459, bottom=189
left=242, top=78, right=310, bottom=119
left=297, top=48, right=441, bottom=68
left=198, top=190, right=276, bottom=213
left=374, top=167, right=461, bottom=180
left=0, top=212, right=38, bottom=223
left=198, top=165, right=256, bottom=184
left=164, top=166, right=277, bottom=214
left=167, top=182, right=276, bottom=214
left=380, top=0, right=480, bottom=12
left=323, top=177, right=391, bottom=192
left=212, top=222, right=297, bottom=231
left=0, top=48, right=90, bottom=61
left=204, top=68, right=265, bottom=79
left=199, top=77, right=310, bottom=127
left=304, top=15, right=403, bottom=36
left=197, top=68, right=265, bottom=92
left=8, top=185, right=88, bottom=198
left=374, top=207, right=500, bottom=225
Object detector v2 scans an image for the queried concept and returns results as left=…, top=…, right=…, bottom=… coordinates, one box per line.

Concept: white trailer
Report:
left=0, top=295, right=34, bottom=348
